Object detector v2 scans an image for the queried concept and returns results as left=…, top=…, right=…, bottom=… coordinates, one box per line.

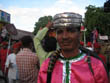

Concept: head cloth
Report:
left=53, top=12, right=82, bottom=29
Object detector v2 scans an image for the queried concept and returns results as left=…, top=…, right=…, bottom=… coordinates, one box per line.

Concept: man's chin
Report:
left=61, top=48, right=74, bottom=52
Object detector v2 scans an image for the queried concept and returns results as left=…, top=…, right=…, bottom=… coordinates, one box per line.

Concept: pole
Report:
left=4, top=36, right=11, bottom=75
left=6, top=37, right=11, bottom=57
left=84, top=31, right=86, bottom=47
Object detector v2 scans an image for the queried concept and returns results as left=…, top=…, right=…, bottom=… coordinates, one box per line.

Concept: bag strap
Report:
left=79, top=46, right=109, bottom=77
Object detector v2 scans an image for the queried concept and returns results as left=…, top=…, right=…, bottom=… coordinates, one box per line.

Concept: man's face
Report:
left=56, top=27, right=80, bottom=52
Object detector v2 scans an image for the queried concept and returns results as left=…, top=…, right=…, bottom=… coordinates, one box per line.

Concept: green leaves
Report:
left=85, top=5, right=110, bottom=36
left=33, top=16, right=52, bottom=35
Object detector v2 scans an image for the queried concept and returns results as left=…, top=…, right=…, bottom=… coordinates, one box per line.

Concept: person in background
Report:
left=37, top=12, right=108, bottom=83
left=93, top=42, right=106, bottom=64
left=34, top=22, right=57, bottom=66
left=5, top=41, right=22, bottom=83
left=16, top=36, right=39, bottom=83
left=80, top=41, right=84, bottom=46
left=0, top=41, right=11, bottom=75
left=86, top=41, right=93, bottom=51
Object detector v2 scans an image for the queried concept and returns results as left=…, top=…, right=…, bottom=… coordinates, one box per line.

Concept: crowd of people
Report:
left=0, top=12, right=109, bottom=83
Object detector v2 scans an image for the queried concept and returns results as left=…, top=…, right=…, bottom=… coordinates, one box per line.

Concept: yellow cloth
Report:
left=33, top=27, right=53, bottom=66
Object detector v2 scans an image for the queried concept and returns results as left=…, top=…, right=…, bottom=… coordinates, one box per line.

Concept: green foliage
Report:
left=33, top=16, right=52, bottom=35
left=84, top=5, right=110, bottom=36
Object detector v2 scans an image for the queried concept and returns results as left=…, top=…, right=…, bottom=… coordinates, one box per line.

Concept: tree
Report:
left=84, top=5, right=110, bottom=37
left=33, top=16, right=52, bottom=35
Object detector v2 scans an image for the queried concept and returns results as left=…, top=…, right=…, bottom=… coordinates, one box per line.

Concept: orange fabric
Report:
left=49, top=32, right=56, bottom=37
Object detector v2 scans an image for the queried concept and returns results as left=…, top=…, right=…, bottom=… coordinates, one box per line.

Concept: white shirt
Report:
left=5, top=53, right=17, bottom=79
left=86, top=47, right=93, bottom=51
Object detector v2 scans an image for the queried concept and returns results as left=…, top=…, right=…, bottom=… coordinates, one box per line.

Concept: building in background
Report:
left=11, top=29, right=34, bottom=40
left=0, top=10, right=33, bottom=41
left=0, top=10, right=10, bottom=32
left=0, top=10, right=10, bottom=23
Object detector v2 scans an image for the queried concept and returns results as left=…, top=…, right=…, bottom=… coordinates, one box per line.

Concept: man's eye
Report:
left=56, top=29, right=63, bottom=34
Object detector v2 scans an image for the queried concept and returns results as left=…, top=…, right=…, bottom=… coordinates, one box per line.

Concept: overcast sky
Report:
left=0, top=0, right=106, bottom=32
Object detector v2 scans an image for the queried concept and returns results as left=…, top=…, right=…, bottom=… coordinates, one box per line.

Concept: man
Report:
left=34, top=22, right=57, bottom=66
left=0, top=41, right=11, bottom=74
left=86, top=42, right=93, bottom=51
left=37, top=12, right=108, bottom=83
left=5, top=41, right=21, bottom=83
left=16, top=36, right=39, bottom=83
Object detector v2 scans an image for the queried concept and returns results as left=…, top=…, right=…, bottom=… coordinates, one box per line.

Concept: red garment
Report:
left=37, top=54, right=108, bottom=83
left=87, top=42, right=92, bottom=47
left=93, top=43, right=106, bottom=64
left=12, top=41, right=22, bottom=49
left=93, top=42, right=101, bottom=48
left=80, top=41, right=84, bottom=46
left=0, top=48, right=11, bottom=73
left=80, top=26, right=85, bottom=31
left=1, top=41, right=8, bottom=46
left=98, top=54, right=106, bottom=64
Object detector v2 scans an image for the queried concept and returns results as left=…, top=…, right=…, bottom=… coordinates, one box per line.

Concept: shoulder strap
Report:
left=86, top=55, right=94, bottom=75
left=47, top=50, right=60, bottom=83
left=79, top=46, right=109, bottom=77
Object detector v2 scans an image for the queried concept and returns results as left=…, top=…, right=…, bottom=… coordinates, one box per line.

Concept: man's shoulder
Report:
left=7, top=53, right=15, bottom=58
left=17, top=49, right=36, bottom=55
left=40, top=58, right=50, bottom=71
left=90, top=56, right=104, bottom=67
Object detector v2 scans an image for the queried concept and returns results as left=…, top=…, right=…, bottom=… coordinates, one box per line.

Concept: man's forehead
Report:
left=55, top=27, right=79, bottom=33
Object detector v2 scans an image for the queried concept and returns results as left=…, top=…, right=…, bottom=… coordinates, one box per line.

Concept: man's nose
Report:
left=62, top=31, right=68, bottom=39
